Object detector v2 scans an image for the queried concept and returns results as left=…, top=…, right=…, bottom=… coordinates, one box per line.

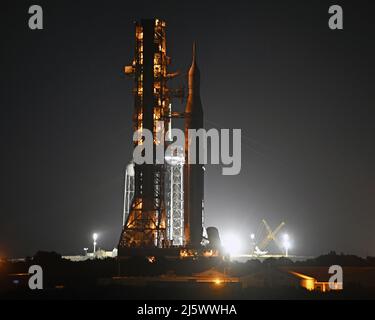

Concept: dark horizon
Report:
left=1, top=0, right=375, bottom=258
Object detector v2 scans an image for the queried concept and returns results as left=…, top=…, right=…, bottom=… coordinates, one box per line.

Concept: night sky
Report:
left=1, top=0, right=374, bottom=257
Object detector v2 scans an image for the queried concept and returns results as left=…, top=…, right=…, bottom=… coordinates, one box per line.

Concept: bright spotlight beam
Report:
left=282, top=233, right=291, bottom=257
left=221, top=233, right=243, bottom=256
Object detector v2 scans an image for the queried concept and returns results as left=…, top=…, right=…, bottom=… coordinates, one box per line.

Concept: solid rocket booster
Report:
left=184, top=43, right=204, bottom=247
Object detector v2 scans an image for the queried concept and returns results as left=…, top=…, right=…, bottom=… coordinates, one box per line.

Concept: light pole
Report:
left=93, top=233, right=98, bottom=254
left=283, top=233, right=290, bottom=257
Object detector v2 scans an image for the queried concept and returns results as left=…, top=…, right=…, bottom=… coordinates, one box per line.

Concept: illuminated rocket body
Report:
left=184, top=44, right=204, bottom=247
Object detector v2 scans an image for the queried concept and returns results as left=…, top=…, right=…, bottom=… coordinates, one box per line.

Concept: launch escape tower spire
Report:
left=118, top=19, right=204, bottom=256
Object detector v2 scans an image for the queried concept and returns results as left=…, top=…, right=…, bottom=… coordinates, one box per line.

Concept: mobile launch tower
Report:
left=118, top=19, right=204, bottom=256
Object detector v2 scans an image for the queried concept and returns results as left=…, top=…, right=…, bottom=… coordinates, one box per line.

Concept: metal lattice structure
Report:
left=165, top=146, right=185, bottom=246
left=118, top=19, right=185, bottom=253
left=118, top=19, right=170, bottom=249
left=257, top=220, right=285, bottom=251
left=118, top=19, right=203, bottom=256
